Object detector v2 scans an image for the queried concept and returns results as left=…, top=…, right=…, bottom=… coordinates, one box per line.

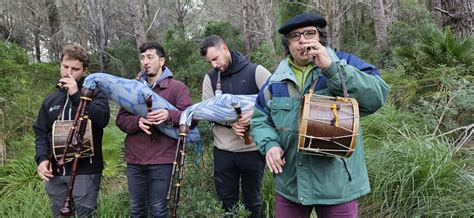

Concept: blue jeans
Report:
left=127, top=163, right=172, bottom=218
left=44, top=174, right=101, bottom=218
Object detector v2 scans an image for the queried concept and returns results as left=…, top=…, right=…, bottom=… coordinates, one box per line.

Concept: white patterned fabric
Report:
left=82, top=73, right=201, bottom=143
left=179, top=94, right=257, bottom=127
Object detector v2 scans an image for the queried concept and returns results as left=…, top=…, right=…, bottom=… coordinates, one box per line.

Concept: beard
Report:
left=219, top=56, right=232, bottom=73
left=144, top=67, right=159, bottom=77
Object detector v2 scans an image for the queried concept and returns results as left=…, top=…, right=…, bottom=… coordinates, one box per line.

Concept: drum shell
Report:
left=298, top=94, right=359, bottom=158
left=52, top=120, right=94, bottom=162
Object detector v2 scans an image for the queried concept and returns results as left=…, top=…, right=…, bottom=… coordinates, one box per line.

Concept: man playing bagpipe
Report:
left=34, top=44, right=110, bottom=217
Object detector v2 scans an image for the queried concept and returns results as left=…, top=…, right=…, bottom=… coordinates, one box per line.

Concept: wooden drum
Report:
left=298, top=94, right=359, bottom=158
left=52, top=120, right=94, bottom=162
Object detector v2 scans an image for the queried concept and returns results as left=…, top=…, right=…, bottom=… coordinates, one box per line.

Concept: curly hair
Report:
left=60, top=44, right=90, bottom=68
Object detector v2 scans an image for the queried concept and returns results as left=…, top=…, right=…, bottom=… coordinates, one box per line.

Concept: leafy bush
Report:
left=162, top=27, right=209, bottom=99
left=249, top=42, right=279, bottom=72
left=106, top=39, right=141, bottom=78
left=362, top=105, right=428, bottom=149
left=202, top=21, right=245, bottom=53
left=0, top=42, right=29, bottom=65
left=0, top=42, right=57, bottom=153
left=386, top=27, right=473, bottom=132
left=100, top=125, right=126, bottom=179
left=393, top=28, right=473, bottom=73
left=0, top=183, right=50, bottom=217
left=390, top=1, right=438, bottom=50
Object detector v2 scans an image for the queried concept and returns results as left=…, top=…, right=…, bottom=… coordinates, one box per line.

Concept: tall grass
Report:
left=97, top=186, right=130, bottom=217
left=0, top=183, right=51, bottom=217
left=0, top=124, right=129, bottom=216
left=261, top=170, right=275, bottom=218
left=360, top=105, right=474, bottom=217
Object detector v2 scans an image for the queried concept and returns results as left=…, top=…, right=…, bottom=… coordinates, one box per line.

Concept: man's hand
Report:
left=37, top=160, right=53, bottom=181
left=303, top=40, right=332, bottom=69
left=266, top=146, right=286, bottom=174
left=147, top=109, right=170, bottom=125
left=232, top=111, right=252, bottom=138
left=138, top=117, right=153, bottom=135
left=58, top=71, right=79, bottom=96
left=232, top=122, right=246, bottom=138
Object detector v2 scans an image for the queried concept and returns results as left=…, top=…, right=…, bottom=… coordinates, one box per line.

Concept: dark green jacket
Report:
left=250, top=48, right=389, bottom=205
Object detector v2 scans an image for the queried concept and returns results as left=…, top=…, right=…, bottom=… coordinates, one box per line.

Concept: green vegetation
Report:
left=0, top=2, right=472, bottom=216
left=360, top=105, right=474, bottom=216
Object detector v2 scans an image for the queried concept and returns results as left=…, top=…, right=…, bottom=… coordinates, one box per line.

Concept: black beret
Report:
left=278, top=13, right=327, bottom=35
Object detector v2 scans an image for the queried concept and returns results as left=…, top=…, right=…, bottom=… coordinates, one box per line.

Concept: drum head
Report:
left=52, top=120, right=94, bottom=162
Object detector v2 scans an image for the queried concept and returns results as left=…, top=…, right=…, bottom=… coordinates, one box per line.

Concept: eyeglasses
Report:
left=286, top=29, right=318, bottom=42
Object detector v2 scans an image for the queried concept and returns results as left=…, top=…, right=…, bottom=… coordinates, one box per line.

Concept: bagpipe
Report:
left=166, top=93, right=257, bottom=215
left=53, top=71, right=258, bottom=216
left=166, top=72, right=256, bottom=217
left=82, top=72, right=202, bottom=143
left=52, top=88, right=95, bottom=216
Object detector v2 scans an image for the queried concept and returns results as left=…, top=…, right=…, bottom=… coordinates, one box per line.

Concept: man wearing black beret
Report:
left=251, top=13, right=390, bottom=217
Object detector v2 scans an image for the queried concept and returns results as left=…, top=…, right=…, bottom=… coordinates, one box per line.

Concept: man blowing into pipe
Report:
left=34, top=44, right=110, bottom=217
left=251, top=13, right=389, bottom=218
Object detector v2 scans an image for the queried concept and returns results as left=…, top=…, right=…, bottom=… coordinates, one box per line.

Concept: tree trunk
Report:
left=242, top=0, right=252, bottom=55
left=432, top=0, right=443, bottom=28
left=322, top=0, right=351, bottom=50
left=31, top=9, right=41, bottom=62
left=241, top=0, right=275, bottom=56
left=33, top=27, right=41, bottom=62
left=85, top=0, right=110, bottom=72
left=175, top=0, right=186, bottom=31
left=144, top=0, right=151, bottom=25
left=0, top=135, right=4, bottom=165
left=73, top=0, right=86, bottom=46
left=258, top=0, right=275, bottom=50
left=439, top=0, right=473, bottom=37
left=129, top=0, right=147, bottom=50
left=45, top=0, right=62, bottom=61
left=383, top=0, right=398, bottom=27
left=330, top=0, right=342, bottom=50
left=371, top=0, right=390, bottom=52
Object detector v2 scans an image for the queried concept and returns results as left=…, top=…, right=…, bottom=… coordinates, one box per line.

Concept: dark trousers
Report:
left=127, top=163, right=172, bottom=218
left=45, top=174, right=101, bottom=218
left=213, top=147, right=265, bottom=218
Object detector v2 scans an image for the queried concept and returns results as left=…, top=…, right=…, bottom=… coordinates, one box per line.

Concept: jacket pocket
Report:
left=270, top=97, right=298, bottom=131
left=270, top=97, right=299, bottom=152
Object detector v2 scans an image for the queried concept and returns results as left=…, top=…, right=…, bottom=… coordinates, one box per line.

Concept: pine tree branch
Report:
left=434, top=7, right=456, bottom=19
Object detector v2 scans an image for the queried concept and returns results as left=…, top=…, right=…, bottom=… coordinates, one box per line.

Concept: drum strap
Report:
left=307, top=64, right=350, bottom=100
left=306, top=48, right=349, bottom=99
left=337, top=65, right=349, bottom=98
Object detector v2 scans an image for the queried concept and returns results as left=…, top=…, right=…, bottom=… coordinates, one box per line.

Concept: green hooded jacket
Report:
left=250, top=48, right=390, bottom=205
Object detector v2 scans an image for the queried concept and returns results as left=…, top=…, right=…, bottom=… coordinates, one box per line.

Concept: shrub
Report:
left=202, top=21, right=245, bottom=53
left=360, top=105, right=474, bottom=217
